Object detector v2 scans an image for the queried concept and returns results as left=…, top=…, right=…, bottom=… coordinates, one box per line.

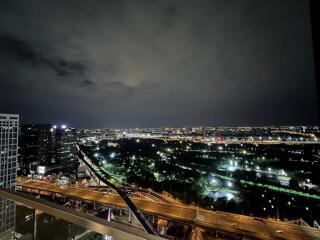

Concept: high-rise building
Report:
left=19, top=124, right=53, bottom=174
left=0, top=113, right=18, bottom=240
left=19, top=124, right=78, bottom=174
left=53, top=126, right=77, bottom=164
left=0, top=114, right=19, bottom=190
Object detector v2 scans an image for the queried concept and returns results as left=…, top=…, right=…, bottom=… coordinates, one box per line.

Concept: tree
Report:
left=289, top=178, right=299, bottom=189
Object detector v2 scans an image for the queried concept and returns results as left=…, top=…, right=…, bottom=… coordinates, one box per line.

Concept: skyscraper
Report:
left=0, top=113, right=19, bottom=240
left=53, top=126, right=77, bottom=164
left=0, top=114, right=19, bottom=190
left=18, top=124, right=78, bottom=175
left=19, top=124, right=53, bottom=174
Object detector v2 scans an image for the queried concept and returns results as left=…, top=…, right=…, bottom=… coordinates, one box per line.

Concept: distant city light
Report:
left=228, top=166, right=235, bottom=171
left=94, top=153, right=98, bottom=157
left=53, top=125, right=57, bottom=129
left=110, top=152, right=115, bottom=158
left=136, top=139, right=140, bottom=143
left=227, top=181, right=233, bottom=187
left=104, top=235, right=112, bottom=240
left=61, top=124, right=67, bottom=129
left=225, top=192, right=234, bottom=201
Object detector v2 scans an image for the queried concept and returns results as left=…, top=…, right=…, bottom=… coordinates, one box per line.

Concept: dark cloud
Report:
left=41, top=58, right=86, bottom=77
left=0, top=35, right=38, bottom=62
left=83, top=80, right=94, bottom=85
left=0, top=0, right=317, bottom=128
left=0, top=34, right=87, bottom=79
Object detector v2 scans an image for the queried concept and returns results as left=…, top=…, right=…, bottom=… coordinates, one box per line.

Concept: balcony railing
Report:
left=0, top=188, right=166, bottom=240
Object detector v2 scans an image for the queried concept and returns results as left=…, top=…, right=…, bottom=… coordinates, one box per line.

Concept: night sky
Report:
left=0, top=0, right=318, bottom=128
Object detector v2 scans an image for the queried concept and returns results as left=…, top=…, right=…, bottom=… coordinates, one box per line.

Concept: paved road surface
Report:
left=17, top=178, right=320, bottom=240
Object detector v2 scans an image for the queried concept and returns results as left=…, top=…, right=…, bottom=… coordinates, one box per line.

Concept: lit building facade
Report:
left=53, top=127, right=77, bottom=164
left=0, top=114, right=19, bottom=190
left=0, top=113, right=18, bottom=240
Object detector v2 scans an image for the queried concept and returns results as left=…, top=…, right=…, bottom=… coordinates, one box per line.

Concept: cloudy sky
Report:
left=0, top=0, right=317, bottom=128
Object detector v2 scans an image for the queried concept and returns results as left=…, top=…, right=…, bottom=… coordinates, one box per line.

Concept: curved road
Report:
left=18, top=178, right=320, bottom=240
left=77, top=149, right=157, bottom=235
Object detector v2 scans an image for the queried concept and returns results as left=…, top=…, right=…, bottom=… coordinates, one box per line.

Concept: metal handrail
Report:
left=0, top=188, right=166, bottom=240
left=77, top=147, right=157, bottom=235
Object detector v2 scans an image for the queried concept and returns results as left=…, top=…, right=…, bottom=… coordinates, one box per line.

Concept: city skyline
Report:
left=1, top=1, right=320, bottom=239
left=0, top=0, right=318, bottom=128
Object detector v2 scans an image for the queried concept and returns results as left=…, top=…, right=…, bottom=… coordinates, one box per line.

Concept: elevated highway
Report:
left=17, top=178, right=320, bottom=240
left=77, top=149, right=157, bottom=235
